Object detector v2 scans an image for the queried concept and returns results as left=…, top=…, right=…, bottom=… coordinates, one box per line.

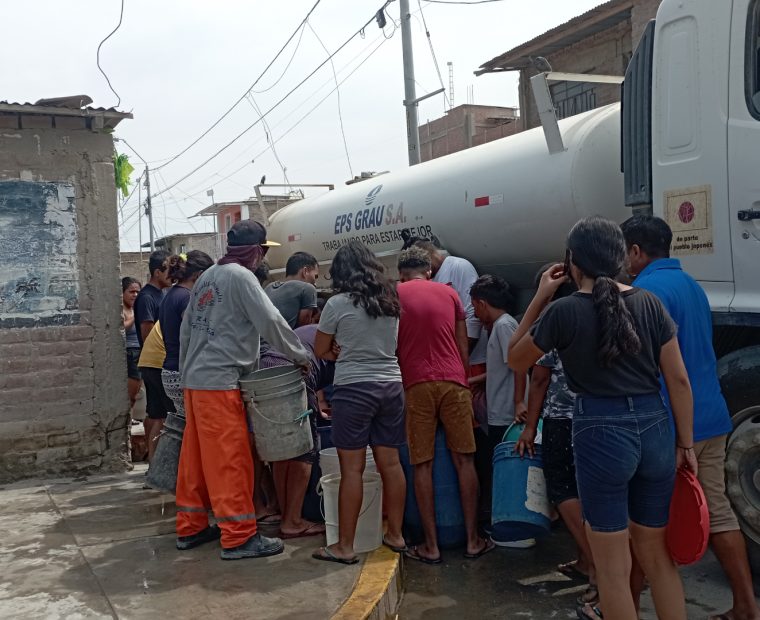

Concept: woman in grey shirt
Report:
left=313, top=241, right=407, bottom=564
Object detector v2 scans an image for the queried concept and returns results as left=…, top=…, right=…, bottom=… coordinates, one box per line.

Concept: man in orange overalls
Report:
left=176, top=220, right=311, bottom=560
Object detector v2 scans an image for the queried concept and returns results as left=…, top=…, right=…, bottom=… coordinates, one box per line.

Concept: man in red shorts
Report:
left=396, top=247, right=494, bottom=564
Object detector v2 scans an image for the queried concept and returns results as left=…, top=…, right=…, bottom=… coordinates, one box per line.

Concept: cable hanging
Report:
left=96, top=0, right=125, bottom=107
left=154, top=0, right=323, bottom=171
left=152, top=0, right=395, bottom=199
left=417, top=0, right=451, bottom=109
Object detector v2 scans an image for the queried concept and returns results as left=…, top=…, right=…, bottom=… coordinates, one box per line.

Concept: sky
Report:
left=1, top=0, right=605, bottom=251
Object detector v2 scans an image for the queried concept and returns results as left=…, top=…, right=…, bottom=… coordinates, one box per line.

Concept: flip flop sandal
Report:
left=404, top=546, right=443, bottom=565
left=576, top=585, right=599, bottom=606
left=382, top=536, right=408, bottom=553
left=256, top=513, right=282, bottom=525
left=576, top=604, right=603, bottom=620
left=558, top=560, right=589, bottom=580
left=464, top=538, right=496, bottom=560
left=312, top=547, right=360, bottom=565
left=280, top=522, right=326, bottom=540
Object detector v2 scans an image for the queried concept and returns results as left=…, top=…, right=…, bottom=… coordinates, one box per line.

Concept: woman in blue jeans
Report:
left=508, top=216, right=698, bottom=620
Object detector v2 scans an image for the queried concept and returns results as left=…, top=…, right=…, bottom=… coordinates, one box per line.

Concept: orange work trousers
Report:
left=176, top=389, right=257, bottom=549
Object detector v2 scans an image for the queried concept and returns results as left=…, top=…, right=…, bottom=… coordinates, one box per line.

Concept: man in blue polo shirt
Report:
left=622, top=215, right=759, bottom=620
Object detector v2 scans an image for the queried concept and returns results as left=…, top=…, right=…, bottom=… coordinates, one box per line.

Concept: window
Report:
left=179, top=244, right=187, bottom=254
left=550, top=81, right=597, bottom=119
left=224, top=214, right=232, bottom=232
left=748, top=0, right=760, bottom=118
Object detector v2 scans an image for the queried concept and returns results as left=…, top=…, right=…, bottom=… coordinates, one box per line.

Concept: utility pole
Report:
left=144, top=168, right=154, bottom=251
left=115, top=137, right=155, bottom=250
left=400, top=0, right=421, bottom=166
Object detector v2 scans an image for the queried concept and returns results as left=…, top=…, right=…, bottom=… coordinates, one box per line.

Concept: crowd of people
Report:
left=119, top=216, right=758, bottom=620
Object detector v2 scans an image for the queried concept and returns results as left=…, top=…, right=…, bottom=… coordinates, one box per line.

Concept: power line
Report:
left=154, top=0, right=323, bottom=171
left=417, top=0, right=450, bottom=109
left=152, top=1, right=394, bottom=199
left=307, top=22, right=354, bottom=179
left=249, top=34, right=392, bottom=168
left=96, top=0, right=125, bottom=107
left=252, top=22, right=308, bottom=94
left=245, top=93, right=291, bottom=187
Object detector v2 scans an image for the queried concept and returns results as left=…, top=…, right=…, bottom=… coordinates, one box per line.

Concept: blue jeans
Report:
left=573, top=393, right=675, bottom=532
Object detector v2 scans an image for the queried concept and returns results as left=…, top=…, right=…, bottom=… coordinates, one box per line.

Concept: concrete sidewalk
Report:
left=0, top=464, right=399, bottom=619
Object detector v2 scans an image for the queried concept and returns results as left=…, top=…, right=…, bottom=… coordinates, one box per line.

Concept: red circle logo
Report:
left=678, top=201, right=695, bottom=224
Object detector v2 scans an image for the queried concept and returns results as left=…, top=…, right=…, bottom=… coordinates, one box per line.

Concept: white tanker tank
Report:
left=267, top=103, right=629, bottom=288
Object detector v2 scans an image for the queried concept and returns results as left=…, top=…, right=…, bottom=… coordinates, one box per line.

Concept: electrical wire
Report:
left=152, top=1, right=394, bottom=199
left=155, top=171, right=199, bottom=233
left=245, top=93, right=291, bottom=188
left=154, top=0, right=323, bottom=171
left=252, top=23, right=308, bottom=94
left=96, top=0, right=125, bottom=107
left=249, top=34, right=391, bottom=168
left=307, top=22, right=354, bottom=179
left=417, top=0, right=450, bottom=109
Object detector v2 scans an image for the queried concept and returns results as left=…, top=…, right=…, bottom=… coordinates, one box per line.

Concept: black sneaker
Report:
left=176, top=525, right=221, bottom=550
left=220, top=533, right=284, bottom=560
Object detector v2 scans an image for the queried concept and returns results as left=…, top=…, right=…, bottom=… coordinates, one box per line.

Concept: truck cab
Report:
left=626, top=0, right=760, bottom=560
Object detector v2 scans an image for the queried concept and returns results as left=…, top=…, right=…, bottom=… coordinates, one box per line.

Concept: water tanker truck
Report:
left=265, top=0, right=760, bottom=563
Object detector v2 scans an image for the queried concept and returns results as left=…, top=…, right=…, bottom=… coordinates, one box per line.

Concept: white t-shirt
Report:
left=433, top=255, right=486, bottom=364
left=485, top=312, right=519, bottom=426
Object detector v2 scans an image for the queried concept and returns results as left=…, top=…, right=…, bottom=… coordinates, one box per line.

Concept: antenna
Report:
left=447, top=61, right=455, bottom=110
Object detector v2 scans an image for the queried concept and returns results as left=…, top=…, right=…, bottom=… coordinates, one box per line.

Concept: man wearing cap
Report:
left=176, top=220, right=312, bottom=560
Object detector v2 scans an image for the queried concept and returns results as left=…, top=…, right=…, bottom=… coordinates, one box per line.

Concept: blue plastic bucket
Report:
left=400, top=426, right=465, bottom=549
left=491, top=441, right=551, bottom=541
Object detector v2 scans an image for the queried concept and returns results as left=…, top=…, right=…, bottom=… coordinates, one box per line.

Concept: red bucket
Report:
left=666, top=468, right=710, bottom=565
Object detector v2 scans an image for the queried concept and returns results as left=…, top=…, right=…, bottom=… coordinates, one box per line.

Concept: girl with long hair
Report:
left=159, top=251, right=214, bottom=418
left=508, top=217, right=697, bottom=620
left=122, top=276, right=142, bottom=409
left=313, top=241, right=407, bottom=564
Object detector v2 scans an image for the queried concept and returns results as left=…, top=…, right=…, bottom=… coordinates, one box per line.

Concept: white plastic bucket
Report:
left=239, top=365, right=302, bottom=398
left=319, top=447, right=376, bottom=478
left=319, top=472, right=383, bottom=554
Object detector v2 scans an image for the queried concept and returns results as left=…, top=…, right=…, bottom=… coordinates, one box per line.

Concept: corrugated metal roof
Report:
left=476, top=0, right=633, bottom=74
left=0, top=98, right=132, bottom=128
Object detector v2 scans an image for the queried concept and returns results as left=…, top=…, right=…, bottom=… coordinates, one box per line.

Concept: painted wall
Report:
left=0, top=119, right=129, bottom=482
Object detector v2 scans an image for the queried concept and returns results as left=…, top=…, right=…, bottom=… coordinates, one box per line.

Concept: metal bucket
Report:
left=246, top=381, right=313, bottom=462
left=239, top=366, right=302, bottom=398
left=145, top=412, right=186, bottom=494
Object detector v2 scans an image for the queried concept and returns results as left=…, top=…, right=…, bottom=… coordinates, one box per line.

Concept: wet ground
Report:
left=399, top=527, right=740, bottom=619
left=0, top=464, right=361, bottom=620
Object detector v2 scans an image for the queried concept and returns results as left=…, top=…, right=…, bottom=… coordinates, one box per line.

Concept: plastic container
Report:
left=145, top=412, right=186, bottom=494
left=491, top=441, right=551, bottom=541
left=319, top=447, right=377, bottom=478
left=246, top=381, right=313, bottom=462
left=399, top=426, right=466, bottom=549
left=667, top=468, right=710, bottom=565
left=320, top=472, right=383, bottom=554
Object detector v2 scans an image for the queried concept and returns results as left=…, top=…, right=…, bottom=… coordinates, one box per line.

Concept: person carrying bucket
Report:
left=396, top=247, right=494, bottom=564
left=508, top=216, right=697, bottom=620
left=176, top=220, right=311, bottom=561
left=468, top=274, right=527, bottom=535
left=514, top=269, right=597, bottom=607
left=313, top=241, right=407, bottom=565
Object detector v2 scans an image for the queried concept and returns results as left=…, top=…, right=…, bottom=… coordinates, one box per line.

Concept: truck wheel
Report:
left=718, top=346, right=760, bottom=575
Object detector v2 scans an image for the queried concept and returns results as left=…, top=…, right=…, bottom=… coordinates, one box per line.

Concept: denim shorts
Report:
left=573, top=393, right=675, bottom=532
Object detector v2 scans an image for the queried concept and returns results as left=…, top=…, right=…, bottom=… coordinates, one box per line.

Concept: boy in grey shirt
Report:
left=265, top=251, right=319, bottom=328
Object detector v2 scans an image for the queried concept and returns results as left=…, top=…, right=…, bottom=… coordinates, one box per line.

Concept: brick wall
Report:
left=518, top=19, right=632, bottom=131
left=0, top=121, right=129, bottom=482
left=419, top=105, right=520, bottom=162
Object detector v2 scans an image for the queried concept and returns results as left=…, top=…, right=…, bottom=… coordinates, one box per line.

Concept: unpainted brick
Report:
left=0, top=329, right=31, bottom=344
left=47, top=431, right=81, bottom=448
left=0, top=435, right=47, bottom=453
left=20, top=115, right=53, bottom=129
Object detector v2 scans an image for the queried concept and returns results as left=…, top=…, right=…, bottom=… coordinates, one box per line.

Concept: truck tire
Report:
left=717, top=346, right=760, bottom=576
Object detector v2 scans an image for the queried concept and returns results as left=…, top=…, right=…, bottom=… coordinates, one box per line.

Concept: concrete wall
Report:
left=120, top=252, right=149, bottom=284
left=419, top=105, right=520, bottom=162
left=0, top=119, right=129, bottom=482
